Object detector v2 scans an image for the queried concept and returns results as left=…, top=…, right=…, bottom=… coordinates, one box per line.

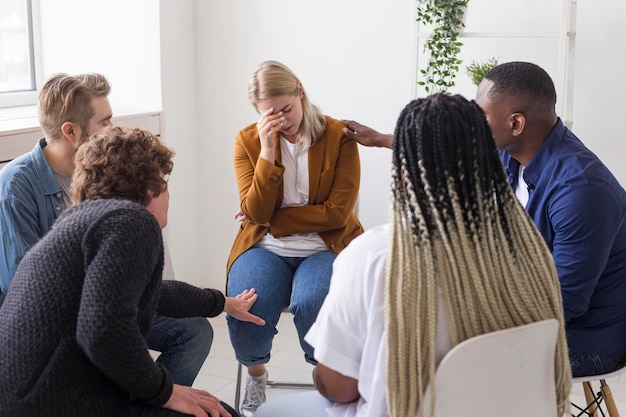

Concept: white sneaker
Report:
left=241, top=371, right=268, bottom=417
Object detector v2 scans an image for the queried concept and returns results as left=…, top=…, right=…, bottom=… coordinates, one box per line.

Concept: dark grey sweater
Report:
left=0, top=198, right=225, bottom=417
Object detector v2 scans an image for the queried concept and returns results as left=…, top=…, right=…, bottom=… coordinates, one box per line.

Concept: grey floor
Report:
left=189, top=314, right=626, bottom=416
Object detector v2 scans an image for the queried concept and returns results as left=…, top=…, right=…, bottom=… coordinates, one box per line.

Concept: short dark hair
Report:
left=484, top=62, right=556, bottom=111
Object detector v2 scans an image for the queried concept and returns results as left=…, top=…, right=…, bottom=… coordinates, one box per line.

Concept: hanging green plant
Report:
left=416, top=0, right=469, bottom=94
left=465, top=57, right=499, bottom=86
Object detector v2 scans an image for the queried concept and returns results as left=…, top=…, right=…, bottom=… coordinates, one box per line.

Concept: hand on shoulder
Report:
left=340, top=120, right=393, bottom=149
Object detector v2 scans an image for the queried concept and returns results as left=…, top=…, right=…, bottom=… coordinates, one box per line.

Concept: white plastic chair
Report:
left=253, top=319, right=561, bottom=417
left=571, top=364, right=626, bottom=417
left=421, top=319, right=560, bottom=417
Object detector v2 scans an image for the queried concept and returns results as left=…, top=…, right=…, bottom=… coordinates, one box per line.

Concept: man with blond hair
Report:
left=0, top=73, right=213, bottom=386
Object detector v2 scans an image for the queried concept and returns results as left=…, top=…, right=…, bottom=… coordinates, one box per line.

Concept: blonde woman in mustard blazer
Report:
left=226, top=60, right=363, bottom=416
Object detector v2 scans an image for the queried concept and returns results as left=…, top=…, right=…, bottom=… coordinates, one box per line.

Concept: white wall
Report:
left=572, top=0, right=626, bottom=186
left=159, top=1, right=204, bottom=287
left=38, top=0, right=161, bottom=113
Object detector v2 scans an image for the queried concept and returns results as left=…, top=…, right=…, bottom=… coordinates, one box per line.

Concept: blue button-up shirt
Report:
left=501, top=119, right=626, bottom=358
left=0, top=138, right=65, bottom=291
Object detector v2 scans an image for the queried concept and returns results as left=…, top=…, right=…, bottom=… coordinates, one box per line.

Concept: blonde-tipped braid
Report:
left=384, top=95, right=571, bottom=417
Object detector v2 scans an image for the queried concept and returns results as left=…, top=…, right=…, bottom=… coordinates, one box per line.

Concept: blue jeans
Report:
left=226, top=248, right=336, bottom=366
left=146, top=315, right=213, bottom=386
left=570, top=351, right=626, bottom=378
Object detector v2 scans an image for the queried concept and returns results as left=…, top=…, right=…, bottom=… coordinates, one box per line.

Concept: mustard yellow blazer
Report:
left=227, top=116, right=364, bottom=273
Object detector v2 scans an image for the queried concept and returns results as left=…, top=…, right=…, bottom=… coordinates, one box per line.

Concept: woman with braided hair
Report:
left=255, top=93, right=571, bottom=417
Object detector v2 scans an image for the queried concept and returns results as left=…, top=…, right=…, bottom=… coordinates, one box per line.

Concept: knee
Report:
left=180, top=317, right=213, bottom=354
left=195, top=318, right=214, bottom=347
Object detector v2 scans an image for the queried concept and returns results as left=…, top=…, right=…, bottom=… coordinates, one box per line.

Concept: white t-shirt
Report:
left=305, top=224, right=452, bottom=417
left=255, top=137, right=326, bottom=257
left=515, top=165, right=529, bottom=208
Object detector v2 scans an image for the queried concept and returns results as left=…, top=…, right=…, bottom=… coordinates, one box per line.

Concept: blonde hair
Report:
left=38, top=73, right=111, bottom=141
left=248, top=60, right=326, bottom=150
left=385, top=94, right=571, bottom=417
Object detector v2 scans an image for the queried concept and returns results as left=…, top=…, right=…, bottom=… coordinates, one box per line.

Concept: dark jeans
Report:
left=146, top=315, right=214, bottom=386
left=570, top=351, right=626, bottom=378
left=130, top=401, right=240, bottom=417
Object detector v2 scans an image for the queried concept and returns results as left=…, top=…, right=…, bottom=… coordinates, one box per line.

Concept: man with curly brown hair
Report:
left=0, top=125, right=258, bottom=416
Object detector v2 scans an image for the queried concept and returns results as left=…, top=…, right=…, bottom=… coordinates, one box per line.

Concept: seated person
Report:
left=343, top=62, right=626, bottom=379
left=254, top=94, right=572, bottom=417
left=0, top=72, right=214, bottom=386
left=226, top=60, right=363, bottom=415
left=0, top=126, right=263, bottom=417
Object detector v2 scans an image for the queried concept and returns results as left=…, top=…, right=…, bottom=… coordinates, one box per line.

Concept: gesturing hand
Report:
left=224, top=288, right=266, bottom=326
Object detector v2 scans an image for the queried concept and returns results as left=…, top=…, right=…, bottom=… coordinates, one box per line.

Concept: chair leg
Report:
left=234, top=362, right=243, bottom=412
left=583, top=382, right=599, bottom=417
left=600, top=379, right=620, bottom=417
left=267, top=380, right=316, bottom=389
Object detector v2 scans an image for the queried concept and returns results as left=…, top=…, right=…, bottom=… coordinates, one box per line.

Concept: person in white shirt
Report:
left=255, top=93, right=571, bottom=417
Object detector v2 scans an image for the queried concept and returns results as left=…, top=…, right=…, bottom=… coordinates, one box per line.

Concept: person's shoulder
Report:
left=97, top=198, right=153, bottom=217
left=0, top=149, right=36, bottom=177
left=0, top=151, right=39, bottom=199
left=235, top=122, right=261, bottom=152
left=66, top=200, right=162, bottom=253
left=341, top=224, right=389, bottom=258
left=324, top=116, right=345, bottom=137
left=550, top=132, right=619, bottom=185
left=74, top=199, right=158, bottom=231
left=237, top=122, right=260, bottom=140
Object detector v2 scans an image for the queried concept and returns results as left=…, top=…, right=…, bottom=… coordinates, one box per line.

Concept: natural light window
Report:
left=0, top=0, right=38, bottom=107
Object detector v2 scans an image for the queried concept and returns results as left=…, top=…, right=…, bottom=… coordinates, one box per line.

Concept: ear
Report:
left=510, top=113, right=526, bottom=137
left=60, top=121, right=81, bottom=146
left=297, top=82, right=305, bottom=98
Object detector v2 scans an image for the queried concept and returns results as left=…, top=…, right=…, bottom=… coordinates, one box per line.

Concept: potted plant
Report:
left=416, top=0, right=470, bottom=93
left=465, top=57, right=499, bottom=86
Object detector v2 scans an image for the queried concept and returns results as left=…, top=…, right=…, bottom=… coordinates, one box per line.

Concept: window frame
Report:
left=0, top=0, right=43, bottom=109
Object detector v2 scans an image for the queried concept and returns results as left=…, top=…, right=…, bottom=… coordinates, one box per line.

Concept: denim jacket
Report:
left=0, top=138, right=64, bottom=291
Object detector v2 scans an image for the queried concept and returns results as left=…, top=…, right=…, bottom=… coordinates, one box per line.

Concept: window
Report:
left=0, top=0, right=40, bottom=107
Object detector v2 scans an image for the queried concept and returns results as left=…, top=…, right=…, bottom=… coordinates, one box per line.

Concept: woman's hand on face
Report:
left=257, top=107, right=285, bottom=159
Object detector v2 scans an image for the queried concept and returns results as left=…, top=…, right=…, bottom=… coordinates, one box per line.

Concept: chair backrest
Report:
left=421, top=319, right=559, bottom=417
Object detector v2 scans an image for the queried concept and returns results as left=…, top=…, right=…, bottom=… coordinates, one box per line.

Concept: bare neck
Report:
left=43, top=139, right=75, bottom=178
left=511, top=118, right=558, bottom=167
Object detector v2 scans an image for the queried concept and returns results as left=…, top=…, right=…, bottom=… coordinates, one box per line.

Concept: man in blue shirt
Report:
left=475, top=62, right=626, bottom=378
left=0, top=73, right=213, bottom=386
left=341, top=62, right=626, bottom=378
